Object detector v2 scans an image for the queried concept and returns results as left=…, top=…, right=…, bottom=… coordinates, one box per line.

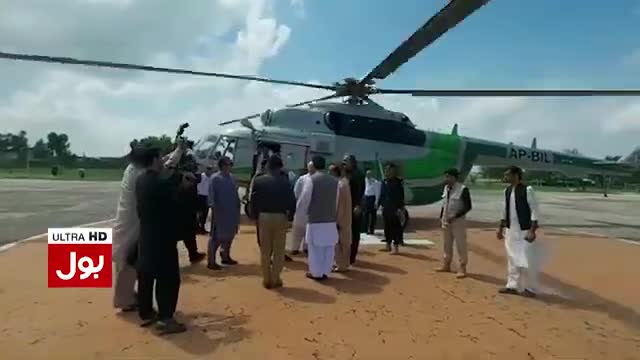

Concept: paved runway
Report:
left=1, top=179, right=639, bottom=246
left=409, top=189, right=640, bottom=242
left=0, top=179, right=120, bottom=245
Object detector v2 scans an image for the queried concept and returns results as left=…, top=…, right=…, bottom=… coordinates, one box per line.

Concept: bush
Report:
left=78, top=168, right=86, bottom=179
left=51, top=165, right=59, bottom=176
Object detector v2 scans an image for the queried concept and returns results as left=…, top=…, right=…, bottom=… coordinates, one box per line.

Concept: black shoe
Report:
left=189, top=252, right=206, bottom=264
left=284, top=255, right=293, bottom=262
left=207, top=263, right=222, bottom=270
left=139, top=310, right=158, bottom=327
left=221, top=258, right=238, bottom=265
left=306, top=272, right=325, bottom=281
left=118, top=304, right=138, bottom=312
left=498, top=287, right=519, bottom=295
left=521, top=289, right=537, bottom=298
left=155, top=318, right=187, bottom=335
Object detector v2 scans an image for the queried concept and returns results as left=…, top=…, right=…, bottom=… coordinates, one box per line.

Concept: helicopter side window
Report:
left=324, top=112, right=342, bottom=132
left=325, top=112, right=426, bottom=146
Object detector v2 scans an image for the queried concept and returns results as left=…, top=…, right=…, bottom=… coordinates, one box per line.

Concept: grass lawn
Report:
left=0, top=167, right=123, bottom=181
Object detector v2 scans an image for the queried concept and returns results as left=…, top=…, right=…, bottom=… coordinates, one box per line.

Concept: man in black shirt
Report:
left=249, top=155, right=294, bottom=262
left=250, top=155, right=296, bottom=289
left=379, top=162, right=405, bottom=254
left=436, top=168, right=472, bottom=278
left=175, top=172, right=206, bottom=264
left=135, top=147, right=188, bottom=334
left=343, top=154, right=365, bottom=264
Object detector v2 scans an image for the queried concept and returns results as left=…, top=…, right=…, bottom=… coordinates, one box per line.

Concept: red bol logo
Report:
left=47, top=228, right=112, bottom=288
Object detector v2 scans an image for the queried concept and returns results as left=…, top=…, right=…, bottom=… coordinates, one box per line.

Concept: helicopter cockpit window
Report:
left=210, top=135, right=237, bottom=162
left=193, top=135, right=218, bottom=161
left=223, top=138, right=237, bottom=161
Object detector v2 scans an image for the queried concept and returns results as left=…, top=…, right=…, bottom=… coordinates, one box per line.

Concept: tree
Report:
left=31, top=139, right=50, bottom=159
left=130, top=135, right=174, bottom=155
left=0, top=131, right=28, bottom=152
left=47, top=132, right=72, bottom=158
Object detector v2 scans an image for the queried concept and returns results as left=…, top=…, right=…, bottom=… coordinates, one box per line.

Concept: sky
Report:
left=1, top=0, right=639, bottom=157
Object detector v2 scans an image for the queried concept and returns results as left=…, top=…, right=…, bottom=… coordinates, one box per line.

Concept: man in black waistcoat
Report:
left=496, top=166, right=541, bottom=298
left=343, top=154, right=365, bottom=264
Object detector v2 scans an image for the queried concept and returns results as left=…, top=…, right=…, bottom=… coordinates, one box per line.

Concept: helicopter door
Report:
left=221, top=137, right=252, bottom=169
left=309, top=132, right=335, bottom=155
left=279, top=143, right=310, bottom=171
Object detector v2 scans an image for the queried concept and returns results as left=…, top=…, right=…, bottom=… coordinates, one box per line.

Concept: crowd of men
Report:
left=111, top=138, right=543, bottom=335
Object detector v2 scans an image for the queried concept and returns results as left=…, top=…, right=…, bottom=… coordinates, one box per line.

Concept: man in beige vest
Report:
left=436, top=168, right=472, bottom=278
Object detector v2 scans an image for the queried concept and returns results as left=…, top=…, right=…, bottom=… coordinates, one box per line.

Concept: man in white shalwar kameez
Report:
left=288, top=161, right=316, bottom=255
left=294, top=156, right=338, bottom=280
left=497, top=166, right=541, bottom=298
left=111, top=143, right=184, bottom=311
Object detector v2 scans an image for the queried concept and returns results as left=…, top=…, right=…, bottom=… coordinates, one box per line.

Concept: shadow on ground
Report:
left=468, top=242, right=640, bottom=331
left=116, top=310, right=251, bottom=356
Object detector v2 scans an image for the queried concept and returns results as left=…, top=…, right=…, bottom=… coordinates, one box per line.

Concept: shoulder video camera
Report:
left=174, top=122, right=199, bottom=174
left=175, top=122, right=189, bottom=143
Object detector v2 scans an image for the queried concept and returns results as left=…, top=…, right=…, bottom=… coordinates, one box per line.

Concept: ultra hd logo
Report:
left=47, top=228, right=112, bottom=288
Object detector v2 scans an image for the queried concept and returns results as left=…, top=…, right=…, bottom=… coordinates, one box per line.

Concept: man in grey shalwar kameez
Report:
left=207, top=156, right=241, bottom=270
left=111, top=143, right=184, bottom=311
left=295, top=155, right=338, bottom=280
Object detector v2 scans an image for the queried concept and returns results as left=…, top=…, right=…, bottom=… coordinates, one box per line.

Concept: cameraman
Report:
left=135, top=146, right=192, bottom=333
left=112, top=140, right=185, bottom=313
left=170, top=128, right=207, bottom=262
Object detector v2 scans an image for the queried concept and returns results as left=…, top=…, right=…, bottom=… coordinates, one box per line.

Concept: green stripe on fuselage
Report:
left=399, top=132, right=466, bottom=206
left=403, top=132, right=461, bottom=179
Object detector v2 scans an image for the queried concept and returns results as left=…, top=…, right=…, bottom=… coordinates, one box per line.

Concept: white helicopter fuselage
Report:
left=193, top=101, right=429, bottom=173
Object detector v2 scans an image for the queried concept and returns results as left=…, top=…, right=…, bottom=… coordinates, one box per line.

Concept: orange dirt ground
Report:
left=0, top=219, right=639, bottom=360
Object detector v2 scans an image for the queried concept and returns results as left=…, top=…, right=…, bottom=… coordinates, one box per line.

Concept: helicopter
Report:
left=1, top=0, right=639, bottom=228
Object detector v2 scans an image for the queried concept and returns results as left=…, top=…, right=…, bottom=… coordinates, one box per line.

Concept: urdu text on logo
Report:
left=47, top=228, right=113, bottom=288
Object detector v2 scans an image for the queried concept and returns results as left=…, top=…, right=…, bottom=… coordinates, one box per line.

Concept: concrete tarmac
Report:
left=0, top=179, right=120, bottom=245
left=409, top=189, right=640, bottom=242
left=1, top=179, right=638, bottom=245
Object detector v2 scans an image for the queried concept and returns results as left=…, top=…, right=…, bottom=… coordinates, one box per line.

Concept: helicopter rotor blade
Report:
left=375, top=89, right=640, bottom=97
left=285, top=94, right=342, bottom=108
left=218, top=113, right=261, bottom=126
left=218, top=94, right=341, bottom=126
left=361, top=0, right=491, bottom=84
left=0, top=51, right=337, bottom=91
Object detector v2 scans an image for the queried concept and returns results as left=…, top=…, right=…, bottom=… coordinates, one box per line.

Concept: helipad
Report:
left=359, top=231, right=436, bottom=246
